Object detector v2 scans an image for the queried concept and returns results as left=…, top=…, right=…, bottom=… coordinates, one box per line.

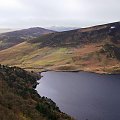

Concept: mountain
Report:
left=0, top=27, right=55, bottom=50
left=0, top=64, right=73, bottom=120
left=30, top=22, right=120, bottom=47
left=47, top=26, right=79, bottom=32
left=0, top=22, right=120, bottom=74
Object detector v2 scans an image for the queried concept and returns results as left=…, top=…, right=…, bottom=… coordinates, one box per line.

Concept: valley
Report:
left=0, top=22, right=120, bottom=74
left=1, top=0, right=120, bottom=120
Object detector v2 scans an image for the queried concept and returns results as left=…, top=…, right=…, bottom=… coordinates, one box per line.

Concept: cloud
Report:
left=0, top=0, right=119, bottom=28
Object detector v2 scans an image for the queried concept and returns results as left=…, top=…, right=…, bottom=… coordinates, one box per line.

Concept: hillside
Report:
left=0, top=27, right=54, bottom=50
left=29, top=22, right=120, bottom=47
left=0, top=22, right=120, bottom=74
left=0, top=64, right=73, bottom=120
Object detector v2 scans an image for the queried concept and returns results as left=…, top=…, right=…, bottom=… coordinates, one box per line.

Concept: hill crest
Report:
left=0, top=27, right=55, bottom=50
left=29, top=22, right=120, bottom=47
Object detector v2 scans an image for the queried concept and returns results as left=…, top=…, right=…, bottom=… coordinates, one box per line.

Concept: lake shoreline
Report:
left=36, top=71, right=120, bottom=120
left=24, top=67, right=120, bottom=75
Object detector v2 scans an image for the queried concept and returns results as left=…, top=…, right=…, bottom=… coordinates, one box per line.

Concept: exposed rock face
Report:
left=100, top=44, right=120, bottom=60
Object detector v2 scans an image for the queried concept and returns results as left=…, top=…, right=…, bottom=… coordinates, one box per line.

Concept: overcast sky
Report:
left=0, top=0, right=120, bottom=28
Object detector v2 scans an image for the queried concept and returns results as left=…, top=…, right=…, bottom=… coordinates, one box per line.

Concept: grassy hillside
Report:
left=0, top=64, right=74, bottom=120
left=0, top=22, right=120, bottom=74
left=0, top=27, right=54, bottom=50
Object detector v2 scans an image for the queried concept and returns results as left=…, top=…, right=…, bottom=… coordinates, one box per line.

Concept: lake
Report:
left=36, top=71, right=120, bottom=120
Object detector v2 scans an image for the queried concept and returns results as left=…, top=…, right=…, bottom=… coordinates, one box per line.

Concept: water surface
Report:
left=36, top=71, right=120, bottom=120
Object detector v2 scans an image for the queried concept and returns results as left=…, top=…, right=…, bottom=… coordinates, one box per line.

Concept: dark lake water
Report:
left=36, top=71, right=120, bottom=120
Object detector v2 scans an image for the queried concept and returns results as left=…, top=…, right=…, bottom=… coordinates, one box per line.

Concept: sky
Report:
left=0, top=0, right=120, bottom=28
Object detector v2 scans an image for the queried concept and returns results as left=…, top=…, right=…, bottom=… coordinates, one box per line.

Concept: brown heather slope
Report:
left=0, top=22, right=120, bottom=74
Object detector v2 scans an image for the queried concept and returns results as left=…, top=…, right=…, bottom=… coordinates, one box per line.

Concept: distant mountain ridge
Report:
left=29, top=22, right=120, bottom=47
left=47, top=26, right=79, bottom=32
left=0, top=27, right=55, bottom=50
